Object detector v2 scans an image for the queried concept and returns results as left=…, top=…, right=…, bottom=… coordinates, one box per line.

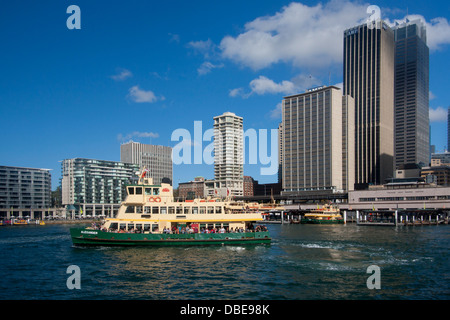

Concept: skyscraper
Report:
left=393, top=19, right=429, bottom=168
left=213, top=112, right=244, bottom=197
left=343, top=20, right=395, bottom=187
left=448, top=107, right=450, bottom=151
left=120, top=141, right=173, bottom=185
left=281, top=86, right=355, bottom=195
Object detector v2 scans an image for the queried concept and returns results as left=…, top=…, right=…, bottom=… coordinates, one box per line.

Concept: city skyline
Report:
left=1, top=0, right=449, bottom=190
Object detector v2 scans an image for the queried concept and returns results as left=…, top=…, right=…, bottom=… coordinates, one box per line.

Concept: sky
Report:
left=0, top=0, right=449, bottom=190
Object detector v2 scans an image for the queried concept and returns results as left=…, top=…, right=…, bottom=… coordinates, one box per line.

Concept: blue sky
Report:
left=1, top=0, right=449, bottom=190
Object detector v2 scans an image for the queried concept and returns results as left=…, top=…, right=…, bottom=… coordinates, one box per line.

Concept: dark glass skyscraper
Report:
left=393, top=19, right=429, bottom=168
left=343, top=20, right=395, bottom=187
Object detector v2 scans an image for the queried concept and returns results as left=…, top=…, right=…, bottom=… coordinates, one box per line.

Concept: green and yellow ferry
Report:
left=70, top=171, right=271, bottom=246
left=301, top=204, right=344, bottom=224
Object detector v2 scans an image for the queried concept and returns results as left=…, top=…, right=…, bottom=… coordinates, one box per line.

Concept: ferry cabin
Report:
left=102, top=182, right=263, bottom=234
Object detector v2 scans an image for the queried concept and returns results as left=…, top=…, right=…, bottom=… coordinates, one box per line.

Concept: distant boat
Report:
left=13, top=219, right=28, bottom=225
left=301, top=204, right=344, bottom=224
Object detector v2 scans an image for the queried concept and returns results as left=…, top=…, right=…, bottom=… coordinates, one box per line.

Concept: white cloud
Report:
left=230, top=73, right=322, bottom=98
left=118, top=131, right=159, bottom=142
left=187, top=39, right=217, bottom=59
left=249, top=76, right=297, bottom=95
left=429, top=107, right=448, bottom=123
left=111, top=68, right=132, bottom=81
left=269, top=102, right=283, bottom=120
left=219, top=0, right=368, bottom=70
left=197, top=61, right=224, bottom=75
left=128, top=86, right=163, bottom=103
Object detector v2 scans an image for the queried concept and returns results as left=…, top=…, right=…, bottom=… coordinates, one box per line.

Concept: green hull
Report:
left=300, top=219, right=344, bottom=224
left=70, top=228, right=271, bottom=246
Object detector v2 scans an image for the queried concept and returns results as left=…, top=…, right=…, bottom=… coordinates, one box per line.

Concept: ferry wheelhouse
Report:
left=70, top=172, right=271, bottom=246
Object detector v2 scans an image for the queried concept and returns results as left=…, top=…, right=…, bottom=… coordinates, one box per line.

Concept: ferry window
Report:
left=207, top=206, right=214, bottom=214
left=184, top=207, right=190, bottom=214
left=207, top=224, right=214, bottom=230
left=145, top=188, right=152, bottom=195
left=136, top=206, right=143, bottom=214
left=127, top=223, right=134, bottom=231
left=135, top=187, right=143, bottom=195
left=110, top=223, right=118, bottom=230
left=200, top=207, right=206, bottom=214
left=215, top=206, right=222, bottom=214
left=125, top=206, right=134, bottom=213
left=160, top=207, right=167, bottom=214
left=176, top=206, right=182, bottom=214
left=128, top=187, right=135, bottom=195
left=144, top=206, right=151, bottom=214
left=152, top=207, right=159, bottom=214
left=144, top=224, right=150, bottom=232
left=152, top=224, right=159, bottom=232
left=119, top=223, right=126, bottom=231
left=192, top=207, right=198, bottom=214
left=135, top=224, right=142, bottom=232
left=169, top=207, right=175, bottom=214
left=153, top=188, right=160, bottom=195
left=200, top=223, right=206, bottom=230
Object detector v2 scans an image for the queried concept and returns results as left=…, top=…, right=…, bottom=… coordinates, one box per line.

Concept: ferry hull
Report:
left=70, top=228, right=271, bottom=246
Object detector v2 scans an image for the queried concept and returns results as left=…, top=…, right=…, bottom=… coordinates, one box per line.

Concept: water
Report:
left=0, top=223, right=448, bottom=300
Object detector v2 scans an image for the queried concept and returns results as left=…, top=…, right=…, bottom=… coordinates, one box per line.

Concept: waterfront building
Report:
left=0, top=165, right=51, bottom=219
left=120, top=141, right=173, bottom=185
left=178, top=176, right=215, bottom=199
left=243, top=176, right=256, bottom=196
left=420, top=166, right=450, bottom=186
left=348, top=183, right=450, bottom=210
left=61, top=158, right=139, bottom=217
left=393, top=19, right=430, bottom=168
left=281, top=86, right=355, bottom=196
left=343, top=19, right=395, bottom=187
left=213, top=112, right=244, bottom=197
left=431, top=152, right=450, bottom=166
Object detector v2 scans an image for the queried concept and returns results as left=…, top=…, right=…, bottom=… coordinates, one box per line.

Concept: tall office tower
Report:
left=213, top=112, right=244, bottom=197
left=61, top=158, right=139, bottom=217
left=120, top=141, right=173, bottom=185
left=278, top=122, right=283, bottom=184
left=448, top=107, right=450, bottom=151
left=343, top=20, right=395, bottom=187
left=393, top=19, right=429, bottom=168
left=281, top=86, right=355, bottom=195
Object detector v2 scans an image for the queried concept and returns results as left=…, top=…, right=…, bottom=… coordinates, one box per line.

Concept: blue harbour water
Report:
left=0, top=223, right=448, bottom=300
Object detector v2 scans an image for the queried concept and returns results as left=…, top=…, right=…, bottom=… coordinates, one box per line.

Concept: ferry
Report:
left=301, top=204, right=344, bottom=224
left=70, top=169, right=272, bottom=246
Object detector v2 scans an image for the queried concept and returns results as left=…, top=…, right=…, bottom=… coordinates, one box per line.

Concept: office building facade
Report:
left=281, top=86, right=355, bottom=195
left=343, top=20, right=395, bottom=187
left=61, top=158, right=139, bottom=217
left=120, top=141, right=173, bottom=185
left=393, top=19, right=430, bottom=168
left=0, top=165, right=51, bottom=210
left=214, top=112, right=244, bottom=196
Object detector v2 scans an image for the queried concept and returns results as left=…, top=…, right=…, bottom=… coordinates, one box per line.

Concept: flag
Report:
left=141, top=168, right=149, bottom=179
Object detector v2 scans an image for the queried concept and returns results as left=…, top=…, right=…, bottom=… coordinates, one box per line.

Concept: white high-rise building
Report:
left=213, top=112, right=244, bottom=197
